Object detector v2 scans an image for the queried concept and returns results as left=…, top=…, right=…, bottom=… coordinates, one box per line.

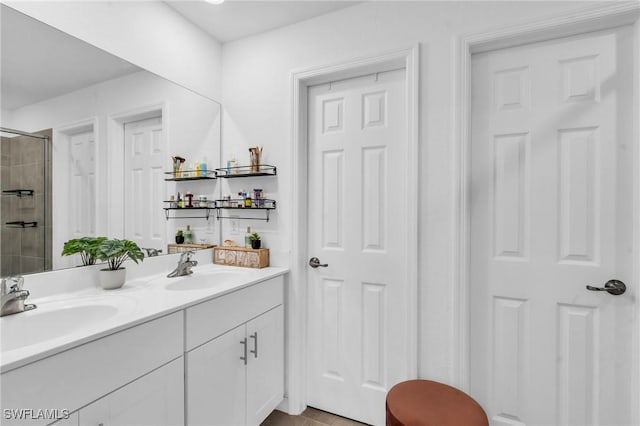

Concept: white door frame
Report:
left=287, top=46, right=419, bottom=414
left=107, top=103, right=166, bottom=239
left=454, top=2, right=640, bottom=422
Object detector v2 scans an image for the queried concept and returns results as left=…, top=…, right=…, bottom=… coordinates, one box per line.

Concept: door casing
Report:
left=287, top=46, right=420, bottom=414
left=455, top=3, right=640, bottom=423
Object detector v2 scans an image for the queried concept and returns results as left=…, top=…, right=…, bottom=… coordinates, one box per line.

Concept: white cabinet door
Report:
left=246, top=306, right=284, bottom=426
left=48, top=412, right=78, bottom=426
left=186, top=325, right=247, bottom=426
left=79, top=358, right=184, bottom=426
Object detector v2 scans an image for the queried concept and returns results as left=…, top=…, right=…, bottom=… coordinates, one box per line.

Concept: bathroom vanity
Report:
left=0, top=257, right=287, bottom=426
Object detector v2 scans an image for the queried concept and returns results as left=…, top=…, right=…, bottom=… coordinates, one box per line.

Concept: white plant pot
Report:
left=99, top=267, right=126, bottom=290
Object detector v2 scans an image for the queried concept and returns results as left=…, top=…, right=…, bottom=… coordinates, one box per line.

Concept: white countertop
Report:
left=0, top=263, right=288, bottom=373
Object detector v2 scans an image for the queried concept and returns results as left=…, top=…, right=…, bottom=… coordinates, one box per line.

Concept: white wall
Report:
left=220, top=1, right=598, bottom=386
left=0, top=109, right=14, bottom=127
left=8, top=71, right=221, bottom=266
left=5, top=1, right=222, bottom=102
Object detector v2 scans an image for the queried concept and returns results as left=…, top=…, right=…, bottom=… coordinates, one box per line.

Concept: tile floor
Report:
left=261, top=407, right=368, bottom=426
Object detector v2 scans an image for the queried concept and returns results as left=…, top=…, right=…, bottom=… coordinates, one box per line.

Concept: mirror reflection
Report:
left=0, top=5, right=221, bottom=275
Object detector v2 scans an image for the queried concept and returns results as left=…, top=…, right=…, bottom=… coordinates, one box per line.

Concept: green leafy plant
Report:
left=250, top=232, right=261, bottom=241
left=96, top=239, right=144, bottom=271
left=61, top=237, right=107, bottom=266
left=176, top=229, right=183, bottom=236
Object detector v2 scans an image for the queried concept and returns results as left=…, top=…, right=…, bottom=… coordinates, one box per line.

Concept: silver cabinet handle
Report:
left=240, top=338, right=248, bottom=365
left=309, top=257, right=328, bottom=268
left=250, top=332, right=258, bottom=358
left=586, top=279, right=626, bottom=296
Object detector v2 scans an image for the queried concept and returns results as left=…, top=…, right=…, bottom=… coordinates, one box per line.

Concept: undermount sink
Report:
left=1, top=299, right=129, bottom=352
left=164, top=269, right=251, bottom=291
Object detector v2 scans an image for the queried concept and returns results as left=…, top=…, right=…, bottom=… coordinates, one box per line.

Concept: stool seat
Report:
left=386, top=380, right=488, bottom=426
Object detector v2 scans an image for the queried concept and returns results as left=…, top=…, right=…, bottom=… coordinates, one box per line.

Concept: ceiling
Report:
left=1, top=1, right=360, bottom=111
left=165, top=1, right=360, bottom=44
left=1, top=5, right=141, bottom=110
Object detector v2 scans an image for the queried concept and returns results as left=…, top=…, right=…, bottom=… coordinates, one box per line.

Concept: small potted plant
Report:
left=250, top=232, right=261, bottom=249
left=61, top=236, right=107, bottom=266
left=95, top=238, right=144, bottom=289
left=175, top=229, right=185, bottom=244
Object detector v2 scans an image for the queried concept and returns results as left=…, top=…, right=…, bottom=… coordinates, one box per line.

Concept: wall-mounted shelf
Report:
left=2, top=189, right=34, bottom=197
left=6, top=221, right=37, bottom=228
left=163, top=207, right=213, bottom=220
left=161, top=164, right=278, bottom=222
left=164, top=170, right=216, bottom=181
left=215, top=164, right=276, bottom=178
left=214, top=199, right=276, bottom=222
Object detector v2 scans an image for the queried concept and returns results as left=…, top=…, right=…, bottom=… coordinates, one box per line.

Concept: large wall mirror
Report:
left=0, top=4, right=222, bottom=275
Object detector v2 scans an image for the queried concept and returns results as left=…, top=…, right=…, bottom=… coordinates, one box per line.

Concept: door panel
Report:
left=69, top=130, right=96, bottom=239
left=123, top=116, right=165, bottom=251
left=79, top=358, right=184, bottom=426
left=186, top=325, right=247, bottom=426
left=246, top=305, right=284, bottom=426
left=307, top=68, right=408, bottom=425
left=470, top=27, right=635, bottom=425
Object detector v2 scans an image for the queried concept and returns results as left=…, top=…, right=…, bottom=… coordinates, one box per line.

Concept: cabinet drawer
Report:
left=1, top=312, right=183, bottom=426
left=185, top=276, right=283, bottom=351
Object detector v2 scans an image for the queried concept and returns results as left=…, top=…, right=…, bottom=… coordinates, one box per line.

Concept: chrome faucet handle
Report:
left=4, top=276, right=24, bottom=293
left=12, top=276, right=24, bottom=291
left=180, top=250, right=195, bottom=262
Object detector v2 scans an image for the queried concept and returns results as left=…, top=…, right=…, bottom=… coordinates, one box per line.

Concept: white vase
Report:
left=99, top=268, right=126, bottom=290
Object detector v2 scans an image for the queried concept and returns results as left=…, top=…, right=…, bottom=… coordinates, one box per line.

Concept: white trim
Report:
left=455, top=2, right=640, bottom=422
left=632, top=15, right=640, bottom=425
left=287, top=45, right=419, bottom=415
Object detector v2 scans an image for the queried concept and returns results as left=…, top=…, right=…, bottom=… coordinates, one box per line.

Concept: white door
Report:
left=246, top=305, right=284, bottom=426
left=307, top=68, right=409, bottom=425
left=470, top=27, right=636, bottom=425
left=123, top=116, right=165, bottom=251
left=187, top=324, right=247, bottom=426
left=68, top=130, right=96, bottom=239
left=56, top=128, right=96, bottom=269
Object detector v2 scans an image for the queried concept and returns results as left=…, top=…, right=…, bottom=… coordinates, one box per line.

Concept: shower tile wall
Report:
left=0, top=130, right=52, bottom=276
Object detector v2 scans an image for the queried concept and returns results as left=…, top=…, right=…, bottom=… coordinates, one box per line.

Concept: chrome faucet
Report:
left=1, top=276, right=36, bottom=317
left=167, top=251, right=198, bottom=278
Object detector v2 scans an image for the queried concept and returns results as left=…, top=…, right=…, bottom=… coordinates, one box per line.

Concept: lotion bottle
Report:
left=244, top=226, right=252, bottom=248
left=185, top=225, right=193, bottom=244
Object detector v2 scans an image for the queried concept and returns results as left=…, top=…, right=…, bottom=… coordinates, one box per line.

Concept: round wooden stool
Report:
left=386, top=380, right=488, bottom=426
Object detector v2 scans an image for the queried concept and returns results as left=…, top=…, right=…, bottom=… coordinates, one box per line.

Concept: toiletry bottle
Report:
left=230, top=155, right=238, bottom=174
left=201, top=157, right=208, bottom=177
left=238, top=191, right=247, bottom=208
left=185, top=225, right=193, bottom=244
left=177, top=192, right=183, bottom=208
left=245, top=226, right=252, bottom=248
left=195, top=162, right=201, bottom=177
